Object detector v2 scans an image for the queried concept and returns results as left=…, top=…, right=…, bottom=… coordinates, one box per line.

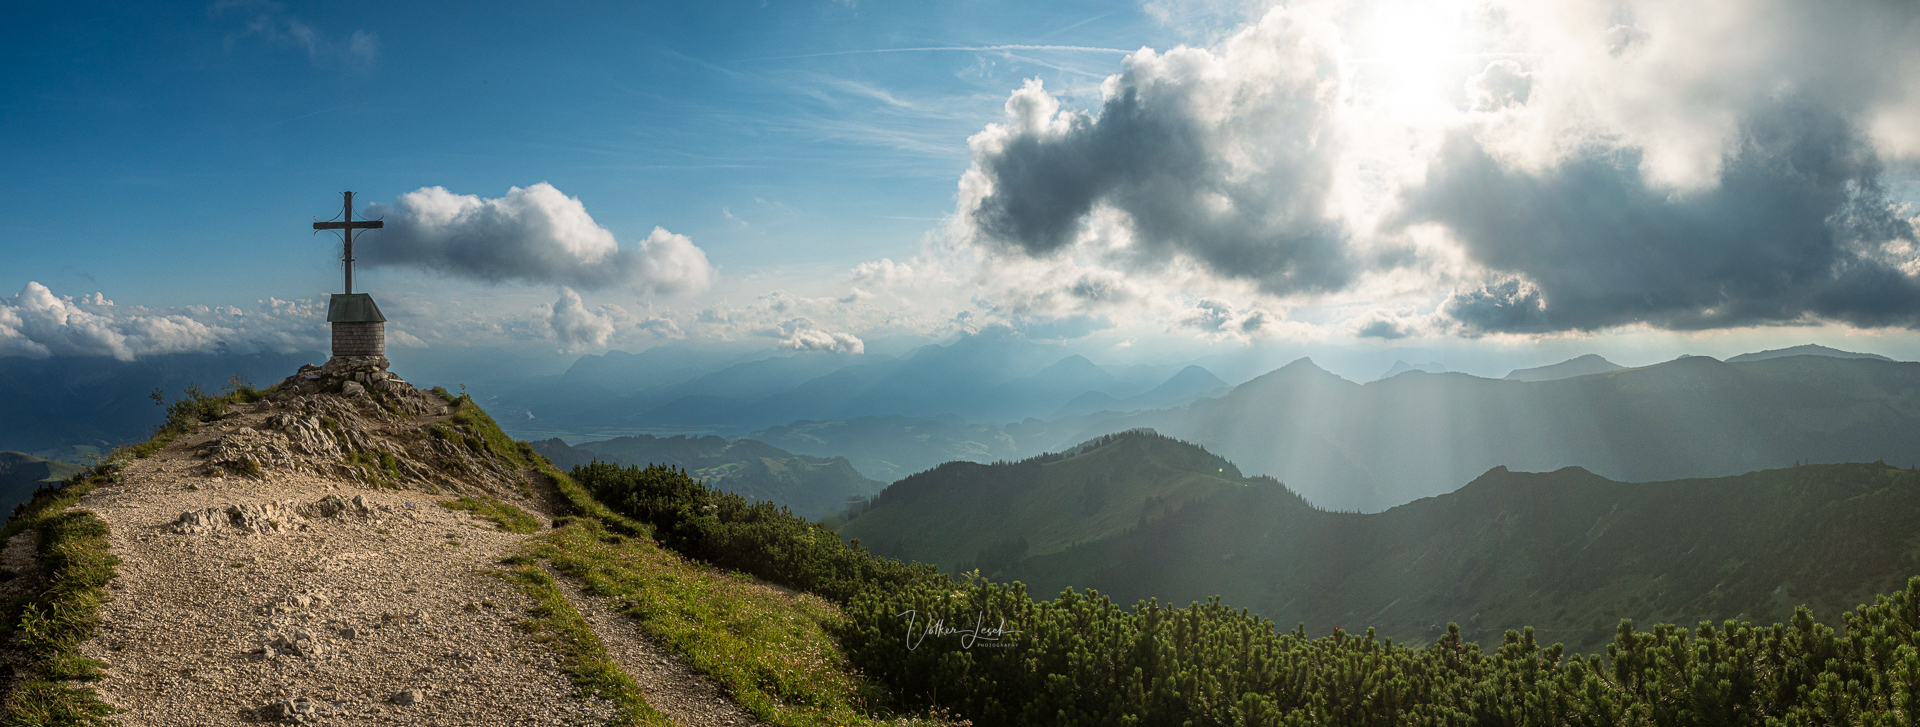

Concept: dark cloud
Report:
left=1406, top=99, right=1920, bottom=333
left=364, top=184, right=715, bottom=294
left=963, top=8, right=1356, bottom=297
left=1179, top=298, right=1272, bottom=339
left=1355, top=318, right=1413, bottom=340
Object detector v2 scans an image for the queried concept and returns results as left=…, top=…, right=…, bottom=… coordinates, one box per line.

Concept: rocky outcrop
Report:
left=185, top=355, right=529, bottom=499
left=169, top=494, right=391, bottom=536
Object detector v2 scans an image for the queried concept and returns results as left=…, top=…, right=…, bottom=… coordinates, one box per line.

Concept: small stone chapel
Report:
left=313, top=191, right=388, bottom=362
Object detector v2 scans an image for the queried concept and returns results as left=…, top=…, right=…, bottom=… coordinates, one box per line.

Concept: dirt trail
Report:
left=548, top=571, right=768, bottom=727
left=39, top=357, right=766, bottom=726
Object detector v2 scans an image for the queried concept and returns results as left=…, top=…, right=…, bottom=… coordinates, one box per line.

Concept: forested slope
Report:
left=844, top=431, right=1920, bottom=654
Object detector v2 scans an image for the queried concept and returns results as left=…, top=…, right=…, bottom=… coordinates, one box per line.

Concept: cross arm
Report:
left=314, top=220, right=385, bottom=230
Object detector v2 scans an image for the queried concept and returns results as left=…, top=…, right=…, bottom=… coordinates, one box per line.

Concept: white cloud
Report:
left=1177, top=298, right=1276, bottom=342
left=0, top=282, right=328, bottom=360
left=942, top=0, right=1920, bottom=338
left=546, top=288, right=625, bottom=352
left=364, top=184, right=716, bottom=295
left=771, top=318, right=865, bottom=354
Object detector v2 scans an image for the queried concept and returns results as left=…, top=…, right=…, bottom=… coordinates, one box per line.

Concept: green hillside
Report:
left=530, top=434, right=883, bottom=520
left=844, top=431, right=1920, bottom=654
left=0, top=451, right=83, bottom=520
left=839, top=431, right=1267, bottom=576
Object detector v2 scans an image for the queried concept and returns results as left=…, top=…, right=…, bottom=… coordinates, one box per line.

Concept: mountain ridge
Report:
left=843, top=431, right=1920, bottom=655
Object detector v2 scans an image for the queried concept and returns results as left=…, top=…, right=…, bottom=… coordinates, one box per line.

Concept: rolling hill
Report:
left=841, top=431, right=1920, bottom=655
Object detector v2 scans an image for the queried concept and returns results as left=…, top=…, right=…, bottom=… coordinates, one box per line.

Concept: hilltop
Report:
left=0, top=355, right=943, bottom=726
left=843, top=431, right=1920, bottom=655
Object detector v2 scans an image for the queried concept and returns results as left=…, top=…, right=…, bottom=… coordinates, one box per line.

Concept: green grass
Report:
left=446, top=396, right=535, bottom=467
left=522, top=517, right=924, bottom=727
left=497, top=563, right=673, bottom=727
left=441, top=496, right=541, bottom=534
left=0, top=459, right=125, bottom=725
left=0, top=375, right=276, bottom=724
left=342, top=449, right=401, bottom=488
left=537, top=462, right=652, bottom=540
left=129, top=378, right=277, bottom=460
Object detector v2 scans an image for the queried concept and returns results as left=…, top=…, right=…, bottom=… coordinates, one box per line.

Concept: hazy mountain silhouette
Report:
left=0, top=352, right=320, bottom=455
left=1067, top=354, right=1920, bottom=511
left=1725, top=344, right=1892, bottom=363
left=843, top=431, right=1920, bottom=654
left=1051, top=365, right=1230, bottom=418
left=1377, top=360, right=1446, bottom=380
left=1503, top=354, right=1623, bottom=381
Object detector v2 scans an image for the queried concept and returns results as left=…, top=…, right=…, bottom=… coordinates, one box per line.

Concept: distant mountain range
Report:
left=0, top=351, right=321, bottom=457
left=0, top=452, right=82, bottom=519
left=529, top=434, right=883, bottom=520
left=1063, top=353, right=1920, bottom=511
left=1503, top=353, right=1623, bottom=381
left=1725, top=344, right=1892, bottom=363
left=1050, top=365, right=1230, bottom=418
left=1378, top=360, right=1446, bottom=380
left=841, top=431, right=1920, bottom=655
left=491, top=331, right=1215, bottom=439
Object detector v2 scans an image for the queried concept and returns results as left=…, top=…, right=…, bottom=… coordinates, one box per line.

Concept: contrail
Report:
left=748, top=45, right=1135, bottom=61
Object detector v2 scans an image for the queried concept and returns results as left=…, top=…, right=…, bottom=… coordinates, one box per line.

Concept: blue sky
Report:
left=6, top=1, right=1160, bottom=299
left=7, top=0, right=1920, bottom=379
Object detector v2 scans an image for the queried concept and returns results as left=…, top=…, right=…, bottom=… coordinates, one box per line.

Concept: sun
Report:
left=1347, top=0, right=1481, bottom=116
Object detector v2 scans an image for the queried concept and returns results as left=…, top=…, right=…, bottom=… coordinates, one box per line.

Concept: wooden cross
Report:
left=312, top=191, right=385, bottom=294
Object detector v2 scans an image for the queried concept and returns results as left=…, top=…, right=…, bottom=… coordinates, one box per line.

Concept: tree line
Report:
left=574, top=460, right=1920, bottom=726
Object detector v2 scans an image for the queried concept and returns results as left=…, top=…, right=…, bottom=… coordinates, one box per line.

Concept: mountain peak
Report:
left=1726, top=344, right=1893, bottom=363
left=1503, top=353, right=1623, bottom=382
left=1377, top=360, right=1446, bottom=380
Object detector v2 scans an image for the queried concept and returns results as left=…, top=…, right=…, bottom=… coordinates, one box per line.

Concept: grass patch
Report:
left=0, top=457, right=126, bottom=724
left=523, top=517, right=928, bottom=727
left=440, top=496, right=541, bottom=534
left=130, top=377, right=277, bottom=460
left=343, top=449, right=401, bottom=487
left=539, top=465, right=652, bottom=540
left=446, top=396, right=534, bottom=467
left=498, top=563, right=672, bottom=727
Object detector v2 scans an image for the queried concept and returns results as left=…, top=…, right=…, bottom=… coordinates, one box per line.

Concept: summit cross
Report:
left=312, top=191, right=384, bottom=294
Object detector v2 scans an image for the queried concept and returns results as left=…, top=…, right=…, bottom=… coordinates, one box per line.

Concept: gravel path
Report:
left=50, top=379, right=774, bottom=726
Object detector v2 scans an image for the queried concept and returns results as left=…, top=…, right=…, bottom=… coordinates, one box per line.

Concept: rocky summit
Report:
left=0, top=358, right=777, bottom=726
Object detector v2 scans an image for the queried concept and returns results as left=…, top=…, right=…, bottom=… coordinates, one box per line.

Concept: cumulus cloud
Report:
left=942, top=0, right=1920, bottom=339
left=1178, top=298, right=1274, bottom=341
left=1467, top=60, right=1531, bottom=112
left=771, top=318, right=865, bottom=354
left=364, top=184, right=716, bottom=295
left=1409, top=100, right=1920, bottom=333
left=850, top=258, right=914, bottom=288
left=546, top=288, right=625, bottom=352
left=959, top=6, right=1354, bottom=296
left=0, top=282, right=330, bottom=360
